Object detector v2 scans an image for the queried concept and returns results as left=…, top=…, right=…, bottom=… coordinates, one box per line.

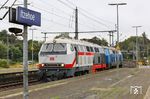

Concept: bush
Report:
left=0, top=59, right=9, bottom=68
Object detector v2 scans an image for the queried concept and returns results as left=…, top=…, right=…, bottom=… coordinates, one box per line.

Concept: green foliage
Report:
left=0, top=30, right=42, bottom=64
left=0, top=59, right=9, bottom=68
left=28, top=40, right=43, bottom=61
left=0, top=41, right=7, bottom=59
left=81, top=36, right=108, bottom=46
left=120, top=32, right=150, bottom=60
left=55, top=33, right=72, bottom=39
left=10, top=46, right=22, bottom=61
left=0, top=30, right=7, bottom=42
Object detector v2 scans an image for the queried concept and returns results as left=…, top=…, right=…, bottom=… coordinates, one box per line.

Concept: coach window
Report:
left=95, top=47, right=99, bottom=52
left=83, top=46, right=87, bottom=52
left=81, top=45, right=85, bottom=52
left=74, top=45, right=79, bottom=52
left=96, top=48, right=99, bottom=52
left=90, top=47, right=94, bottom=52
left=99, top=48, right=101, bottom=53
left=79, top=45, right=83, bottom=51
left=101, top=48, right=105, bottom=53
left=86, top=46, right=90, bottom=52
left=94, top=47, right=97, bottom=52
left=70, top=44, right=74, bottom=51
left=94, top=47, right=98, bottom=52
left=78, top=45, right=81, bottom=52
left=109, top=49, right=113, bottom=54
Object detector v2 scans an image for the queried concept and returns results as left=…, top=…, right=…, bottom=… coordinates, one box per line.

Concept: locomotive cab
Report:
left=38, top=42, right=76, bottom=69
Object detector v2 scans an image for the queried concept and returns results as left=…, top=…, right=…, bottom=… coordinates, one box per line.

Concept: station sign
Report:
left=16, top=6, right=41, bottom=26
left=9, top=6, right=41, bottom=26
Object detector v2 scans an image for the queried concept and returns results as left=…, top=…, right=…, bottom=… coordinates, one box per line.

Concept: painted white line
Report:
left=109, top=74, right=133, bottom=88
left=0, top=92, right=23, bottom=99
left=144, top=85, right=150, bottom=99
left=109, top=70, right=141, bottom=88
left=0, top=82, right=68, bottom=99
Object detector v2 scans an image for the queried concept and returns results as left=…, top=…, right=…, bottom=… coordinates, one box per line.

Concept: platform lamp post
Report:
left=108, top=3, right=127, bottom=71
left=132, top=26, right=142, bottom=67
left=108, top=3, right=127, bottom=46
left=29, top=28, right=37, bottom=67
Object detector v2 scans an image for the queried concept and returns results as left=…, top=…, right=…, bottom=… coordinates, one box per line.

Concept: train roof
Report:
left=45, top=37, right=101, bottom=48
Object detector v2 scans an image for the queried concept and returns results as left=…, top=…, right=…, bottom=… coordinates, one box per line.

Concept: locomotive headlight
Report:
left=41, top=64, right=45, bottom=67
left=61, top=64, right=65, bottom=67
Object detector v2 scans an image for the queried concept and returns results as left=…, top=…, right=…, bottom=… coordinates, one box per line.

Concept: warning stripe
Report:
left=78, top=52, right=94, bottom=56
left=64, top=58, right=76, bottom=68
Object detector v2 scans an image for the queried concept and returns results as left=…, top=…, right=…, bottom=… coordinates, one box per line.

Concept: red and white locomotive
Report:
left=37, top=38, right=117, bottom=80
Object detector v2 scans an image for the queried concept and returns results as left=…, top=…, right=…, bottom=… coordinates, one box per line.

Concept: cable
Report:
left=0, top=0, right=9, bottom=10
left=57, top=0, right=74, bottom=9
left=0, top=0, right=17, bottom=20
left=79, top=7, right=114, bottom=25
left=30, top=1, right=103, bottom=30
left=31, top=1, right=111, bottom=31
left=10, top=0, right=17, bottom=7
left=42, top=16, right=74, bottom=30
left=30, top=5, right=71, bottom=21
left=65, top=0, right=76, bottom=7
left=79, top=11, right=110, bottom=28
left=64, top=0, right=114, bottom=26
left=36, top=0, right=71, bottom=16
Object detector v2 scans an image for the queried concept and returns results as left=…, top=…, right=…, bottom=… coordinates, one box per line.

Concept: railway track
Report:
left=0, top=61, right=135, bottom=91
left=0, top=70, right=40, bottom=91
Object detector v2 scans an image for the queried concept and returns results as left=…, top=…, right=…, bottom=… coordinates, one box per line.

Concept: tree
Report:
left=55, top=33, right=72, bottom=39
left=10, top=46, right=22, bottom=61
left=119, top=32, right=150, bottom=60
left=81, top=36, right=108, bottom=46
left=28, top=40, right=42, bottom=61
left=0, top=41, right=7, bottom=59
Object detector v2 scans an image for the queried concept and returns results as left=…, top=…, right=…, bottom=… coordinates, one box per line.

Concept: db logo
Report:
left=49, top=57, right=54, bottom=61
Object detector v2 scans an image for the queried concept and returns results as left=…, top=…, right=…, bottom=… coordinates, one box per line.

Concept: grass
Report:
left=50, top=96, right=60, bottom=99
left=90, top=87, right=128, bottom=99
left=0, top=62, right=37, bottom=69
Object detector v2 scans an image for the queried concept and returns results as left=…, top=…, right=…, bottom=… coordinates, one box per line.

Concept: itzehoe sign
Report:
left=9, top=6, right=41, bottom=26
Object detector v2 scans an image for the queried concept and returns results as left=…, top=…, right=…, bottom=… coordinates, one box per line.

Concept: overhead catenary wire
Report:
left=78, top=7, right=115, bottom=25
left=32, top=0, right=115, bottom=33
left=31, top=0, right=111, bottom=31
left=65, top=0, right=76, bottom=7
left=64, top=0, right=114, bottom=27
left=30, top=5, right=71, bottom=22
left=36, top=0, right=71, bottom=16
left=0, top=0, right=17, bottom=20
left=63, top=0, right=111, bottom=29
left=0, top=0, right=9, bottom=10
left=30, top=5, right=99, bottom=30
left=41, top=16, right=75, bottom=31
left=57, top=0, right=74, bottom=9
left=79, top=11, right=111, bottom=29
left=30, top=5, right=75, bottom=30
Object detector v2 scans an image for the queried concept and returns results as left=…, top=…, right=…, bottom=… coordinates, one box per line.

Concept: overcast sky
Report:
left=0, top=0, right=149, bottom=43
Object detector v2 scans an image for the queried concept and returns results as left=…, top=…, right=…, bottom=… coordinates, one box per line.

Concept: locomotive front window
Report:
left=42, top=43, right=53, bottom=52
left=40, top=43, right=67, bottom=55
left=53, top=43, right=66, bottom=52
